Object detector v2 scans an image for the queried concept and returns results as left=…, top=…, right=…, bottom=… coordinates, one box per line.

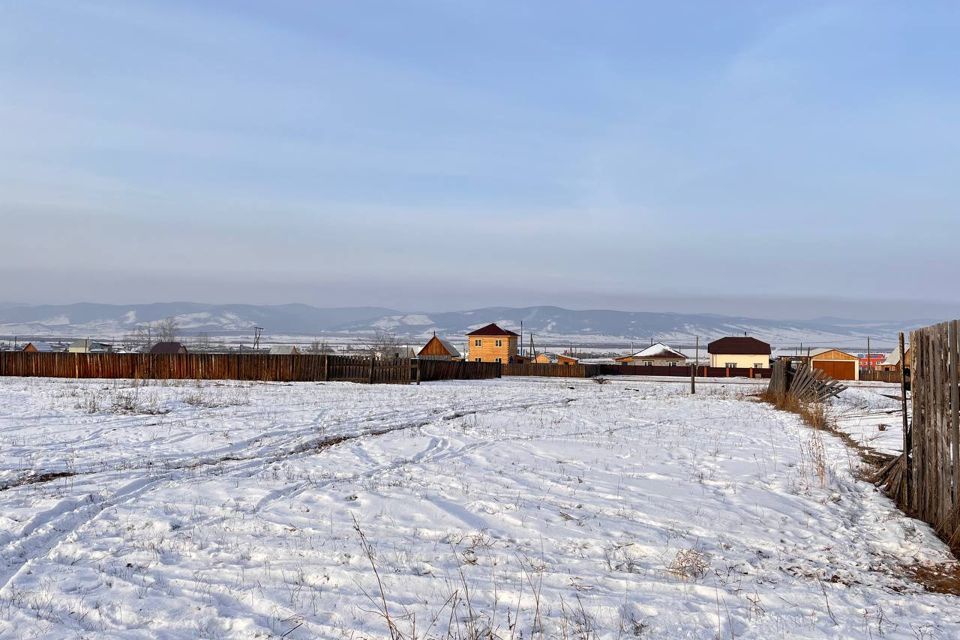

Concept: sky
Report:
left=1, top=1, right=958, bottom=320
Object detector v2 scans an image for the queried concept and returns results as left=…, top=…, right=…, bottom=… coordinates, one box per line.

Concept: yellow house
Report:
left=707, top=337, right=771, bottom=369
left=467, top=323, right=519, bottom=363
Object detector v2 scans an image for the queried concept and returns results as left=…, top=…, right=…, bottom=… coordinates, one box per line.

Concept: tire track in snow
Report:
left=0, top=473, right=171, bottom=593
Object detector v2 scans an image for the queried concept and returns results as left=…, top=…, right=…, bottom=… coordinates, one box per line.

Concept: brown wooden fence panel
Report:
left=0, top=352, right=437, bottom=385
left=502, top=363, right=587, bottom=378
left=416, top=360, right=502, bottom=382
left=860, top=370, right=903, bottom=383
left=0, top=352, right=772, bottom=384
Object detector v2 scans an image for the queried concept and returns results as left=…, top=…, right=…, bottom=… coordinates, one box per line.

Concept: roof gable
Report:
left=418, top=335, right=461, bottom=358
left=467, top=323, right=519, bottom=337
left=707, top=336, right=771, bottom=355
left=809, top=348, right=857, bottom=360
left=150, top=341, right=187, bottom=354
left=627, top=343, right=687, bottom=360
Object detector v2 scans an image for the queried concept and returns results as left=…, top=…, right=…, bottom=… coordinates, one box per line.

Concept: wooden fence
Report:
left=860, top=370, right=904, bottom=384
left=0, top=352, right=504, bottom=385
left=902, top=320, right=960, bottom=546
left=501, top=363, right=770, bottom=379
left=766, top=360, right=847, bottom=403
left=0, top=352, right=773, bottom=385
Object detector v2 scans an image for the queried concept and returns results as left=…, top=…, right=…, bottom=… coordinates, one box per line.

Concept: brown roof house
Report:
left=616, top=343, right=687, bottom=366
left=467, top=323, right=519, bottom=363
left=22, top=342, right=55, bottom=353
left=707, top=337, right=771, bottom=369
left=150, top=341, right=188, bottom=355
left=417, top=334, right=462, bottom=361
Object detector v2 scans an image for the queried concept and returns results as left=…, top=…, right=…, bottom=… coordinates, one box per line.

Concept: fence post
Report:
left=368, top=356, right=375, bottom=384
left=900, top=332, right=911, bottom=506
left=415, top=358, right=421, bottom=385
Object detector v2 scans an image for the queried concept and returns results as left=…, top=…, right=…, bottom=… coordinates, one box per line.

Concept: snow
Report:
left=0, top=376, right=957, bottom=638
left=831, top=382, right=906, bottom=457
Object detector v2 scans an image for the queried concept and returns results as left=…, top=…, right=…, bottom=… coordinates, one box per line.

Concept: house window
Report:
left=725, top=362, right=737, bottom=369
left=668, top=362, right=677, bottom=367
left=475, top=358, right=482, bottom=362
left=495, top=357, right=502, bottom=363
left=495, top=339, right=502, bottom=347
left=644, top=361, right=653, bottom=367
left=754, top=362, right=764, bottom=368
left=474, top=339, right=482, bottom=347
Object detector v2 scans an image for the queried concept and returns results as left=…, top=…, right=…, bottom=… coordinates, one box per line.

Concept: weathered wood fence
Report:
left=0, top=352, right=773, bottom=384
left=0, top=352, right=503, bottom=385
left=767, top=360, right=848, bottom=403
left=901, top=320, right=960, bottom=547
left=860, top=370, right=904, bottom=384
left=502, top=363, right=771, bottom=379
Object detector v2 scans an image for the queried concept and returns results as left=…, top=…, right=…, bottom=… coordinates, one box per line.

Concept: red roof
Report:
left=467, top=322, right=519, bottom=337
left=707, top=336, right=771, bottom=355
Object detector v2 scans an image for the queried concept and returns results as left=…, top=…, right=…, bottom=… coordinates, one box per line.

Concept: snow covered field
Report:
left=0, top=376, right=958, bottom=639
left=831, top=382, right=907, bottom=457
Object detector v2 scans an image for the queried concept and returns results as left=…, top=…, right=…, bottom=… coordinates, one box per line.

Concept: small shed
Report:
left=269, top=345, right=300, bottom=355
left=616, top=343, right=687, bottom=366
left=22, top=342, right=54, bottom=353
left=150, top=341, right=189, bottom=355
left=417, top=335, right=461, bottom=361
left=809, top=348, right=860, bottom=381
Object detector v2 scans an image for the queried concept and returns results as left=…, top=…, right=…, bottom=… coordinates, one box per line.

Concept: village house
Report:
left=615, top=343, right=687, bottom=366
left=68, top=339, right=113, bottom=354
left=808, top=347, right=860, bottom=381
left=150, top=341, right=189, bottom=355
left=417, top=334, right=462, bottom=361
left=21, top=341, right=55, bottom=353
left=707, top=336, right=771, bottom=369
left=467, top=323, right=519, bottom=363
left=881, top=346, right=911, bottom=372
left=532, top=352, right=579, bottom=365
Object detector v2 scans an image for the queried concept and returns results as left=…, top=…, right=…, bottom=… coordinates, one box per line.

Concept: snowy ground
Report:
left=0, top=376, right=957, bottom=639
left=831, top=382, right=907, bottom=457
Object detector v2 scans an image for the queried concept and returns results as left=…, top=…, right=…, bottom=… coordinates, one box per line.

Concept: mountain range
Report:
left=0, top=302, right=924, bottom=349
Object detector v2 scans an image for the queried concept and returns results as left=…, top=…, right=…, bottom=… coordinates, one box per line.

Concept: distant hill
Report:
left=0, top=302, right=924, bottom=349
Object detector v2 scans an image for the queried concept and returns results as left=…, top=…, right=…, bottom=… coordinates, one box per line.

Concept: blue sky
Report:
left=1, top=1, right=957, bottom=319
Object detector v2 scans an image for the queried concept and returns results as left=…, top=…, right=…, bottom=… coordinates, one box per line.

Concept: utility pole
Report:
left=253, top=327, right=263, bottom=351
left=867, top=336, right=871, bottom=376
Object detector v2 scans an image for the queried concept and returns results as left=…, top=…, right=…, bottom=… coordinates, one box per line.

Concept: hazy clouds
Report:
left=1, top=1, right=958, bottom=319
